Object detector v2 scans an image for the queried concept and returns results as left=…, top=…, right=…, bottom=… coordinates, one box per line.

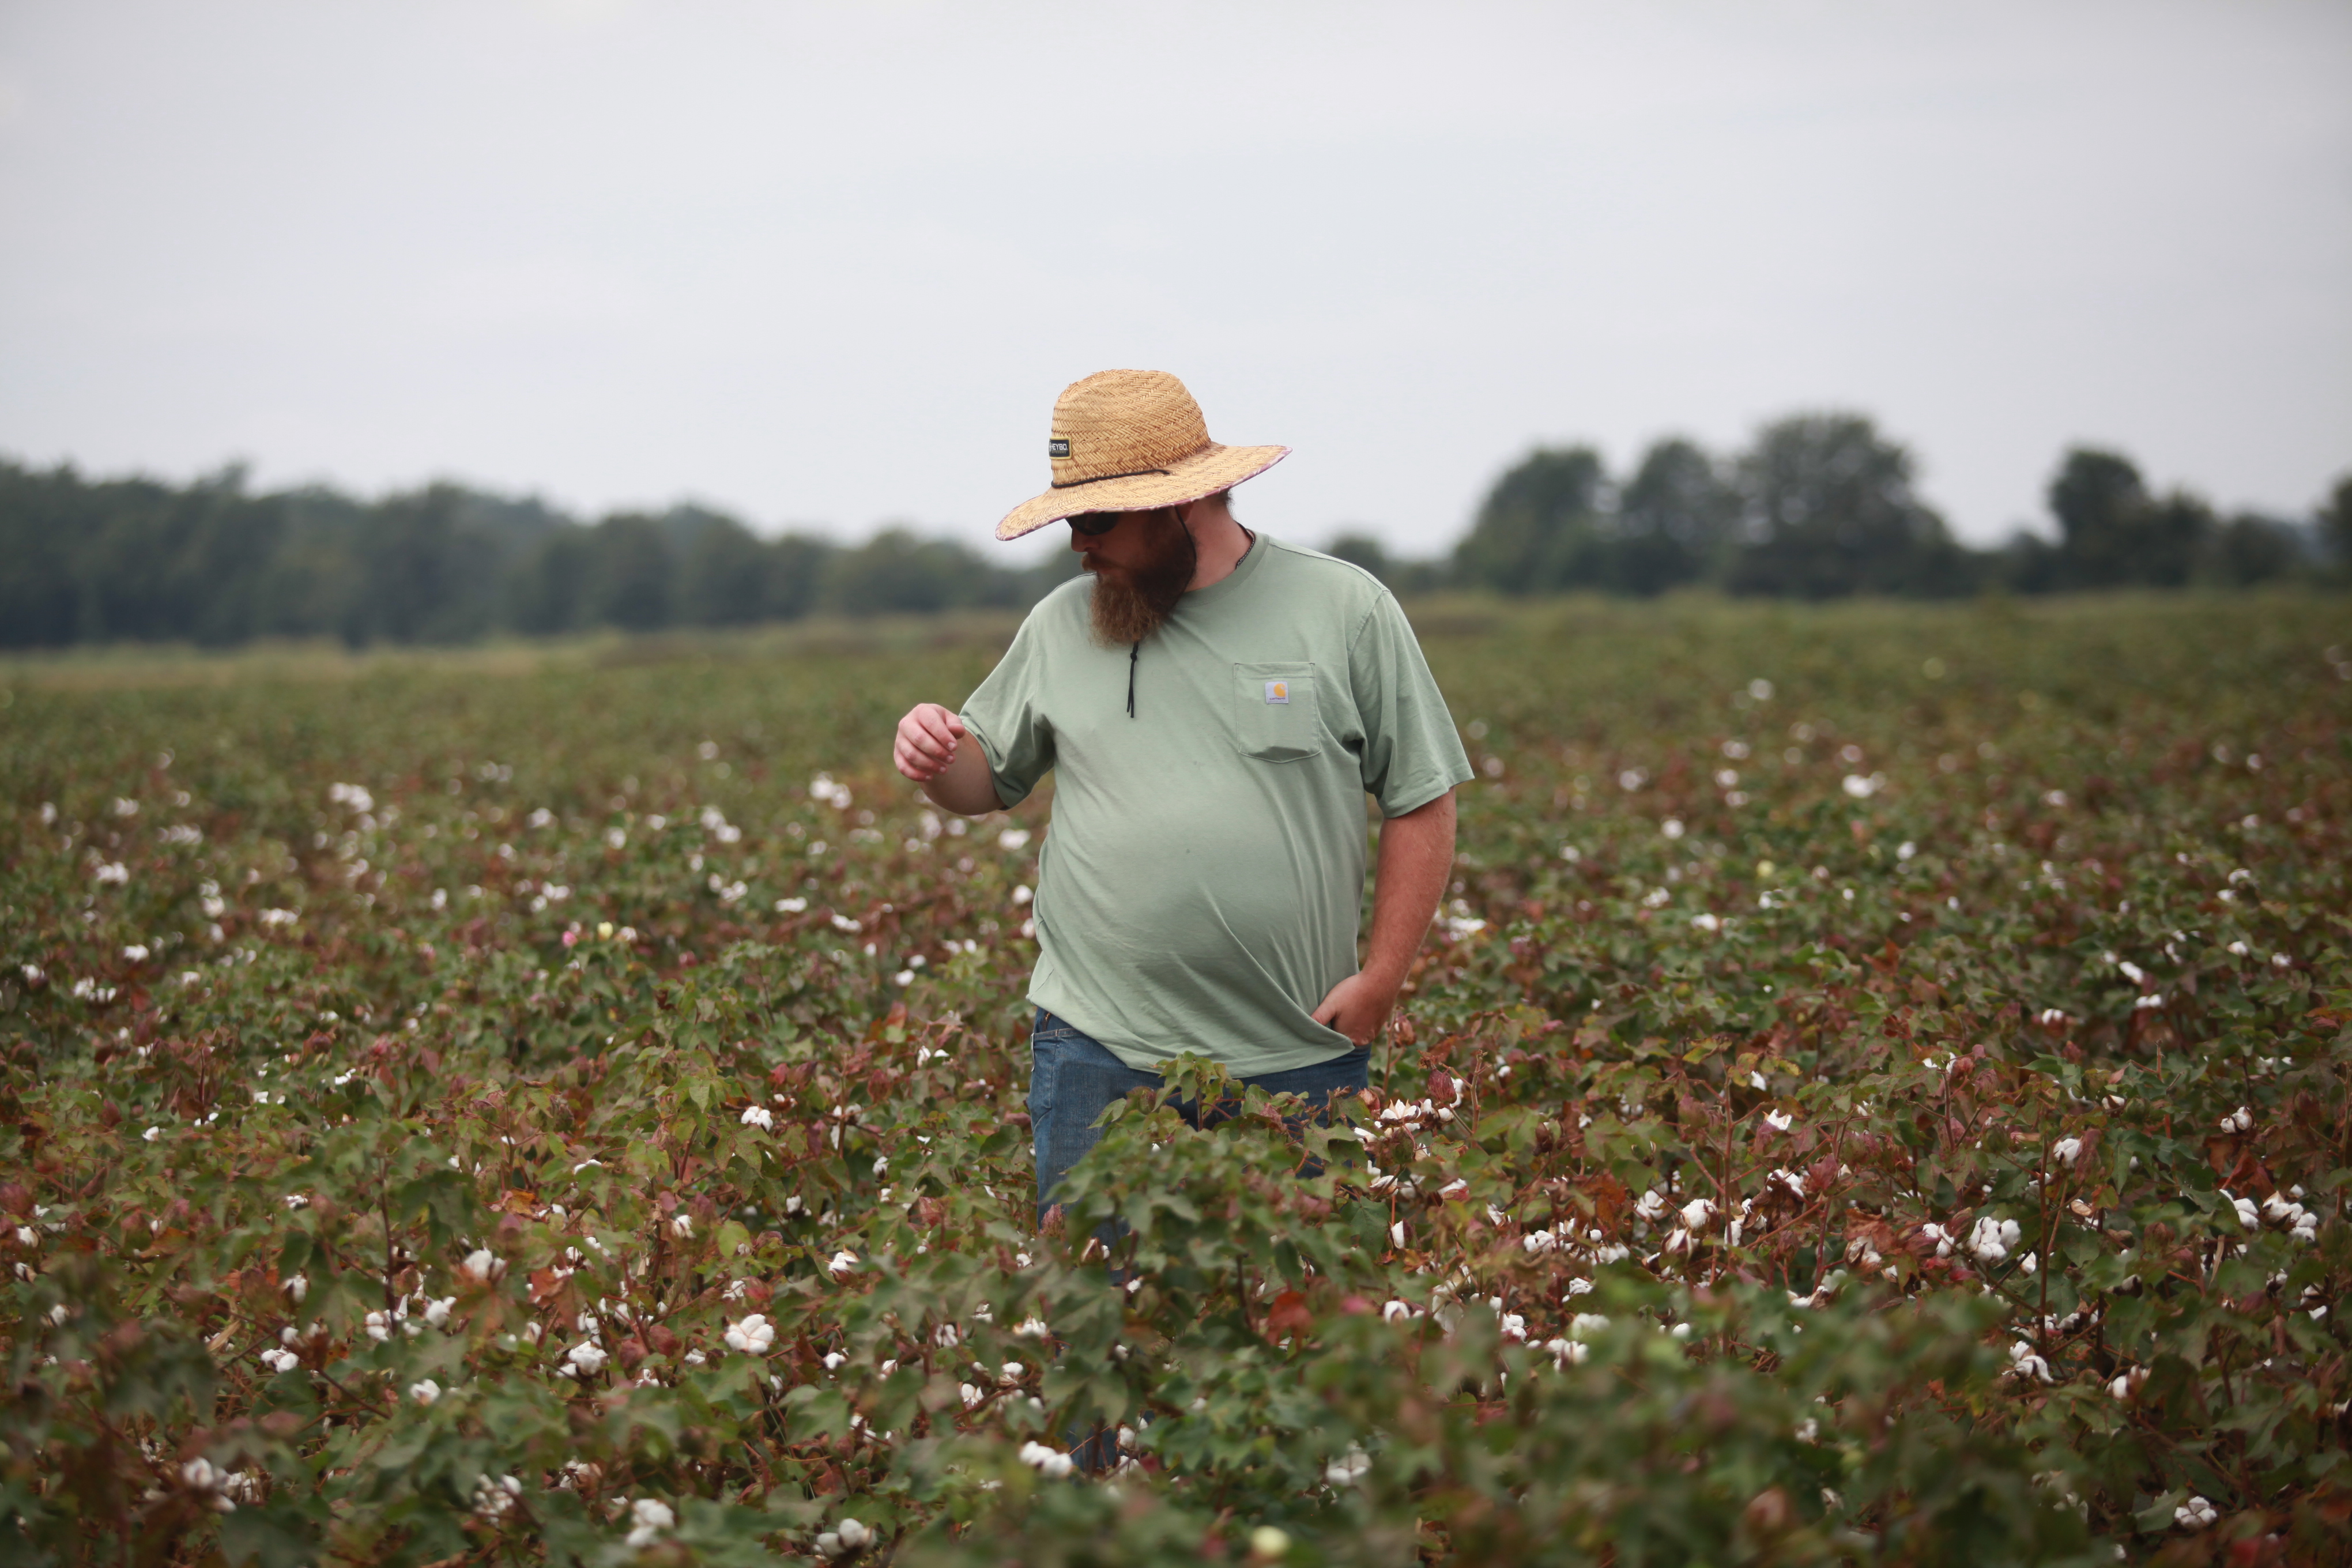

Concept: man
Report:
left=891, top=369, right=1471, bottom=1222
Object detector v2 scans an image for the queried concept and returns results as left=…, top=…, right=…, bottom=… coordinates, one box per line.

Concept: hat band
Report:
left=1049, top=466, right=1171, bottom=491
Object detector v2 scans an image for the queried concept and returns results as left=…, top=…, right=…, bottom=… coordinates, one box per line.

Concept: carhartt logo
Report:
left=1265, top=680, right=1289, bottom=704
left=1048, top=438, right=1071, bottom=458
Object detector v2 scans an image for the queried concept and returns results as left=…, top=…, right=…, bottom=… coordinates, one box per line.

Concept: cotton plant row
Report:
left=3, top=598, right=2348, bottom=1563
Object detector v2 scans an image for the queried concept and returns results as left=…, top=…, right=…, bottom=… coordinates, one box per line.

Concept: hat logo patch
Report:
left=1264, top=680, right=1289, bottom=704
left=1048, top=438, right=1071, bottom=458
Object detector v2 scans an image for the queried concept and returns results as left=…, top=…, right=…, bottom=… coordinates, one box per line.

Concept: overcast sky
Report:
left=2, top=1, right=2346, bottom=561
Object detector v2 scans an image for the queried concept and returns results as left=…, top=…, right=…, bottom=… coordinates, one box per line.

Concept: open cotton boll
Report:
left=725, top=1314, right=775, bottom=1354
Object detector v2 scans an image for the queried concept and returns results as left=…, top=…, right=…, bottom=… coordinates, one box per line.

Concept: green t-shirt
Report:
left=960, top=535, right=1473, bottom=1076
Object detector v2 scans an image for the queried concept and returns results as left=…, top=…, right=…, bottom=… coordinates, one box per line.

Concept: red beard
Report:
left=1084, top=509, right=1196, bottom=646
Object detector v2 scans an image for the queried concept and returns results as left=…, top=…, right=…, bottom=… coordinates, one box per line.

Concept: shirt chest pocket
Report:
left=1231, top=662, right=1322, bottom=763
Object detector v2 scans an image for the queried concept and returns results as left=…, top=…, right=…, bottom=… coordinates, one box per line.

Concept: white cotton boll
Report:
left=2019, top=1252, right=2038, bottom=1275
left=1764, top=1109, right=1793, bottom=1132
left=934, top=1322, right=960, bottom=1348
left=959, top=1381, right=983, bottom=1408
left=1390, top=1219, right=1407, bottom=1249
left=1382, top=1299, right=1418, bottom=1323
left=670, top=1213, right=693, bottom=1238
left=624, top=1498, right=676, bottom=1547
left=259, top=1347, right=299, bottom=1373
left=408, top=1378, right=441, bottom=1405
left=565, top=1341, right=606, bottom=1374
left=2051, top=1137, right=2083, bottom=1167
left=827, top=1250, right=860, bottom=1279
left=740, top=1105, right=774, bottom=1131
left=725, top=1315, right=775, bottom=1354
left=1680, top=1197, right=1716, bottom=1231
left=821, top=1351, right=848, bottom=1371
left=1017, top=1440, right=1072, bottom=1477
left=1635, top=1190, right=1669, bottom=1223
left=423, top=1296, right=455, bottom=1328
left=1325, top=1445, right=1372, bottom=1484
left=1521, top=1230, right=1556, bottom=1255
left=364, top=1310, right=390, bottom=1342
left=2174, top=1496, right=2217, bottom=1531
left=1498, top=1312, right=1527, bottom=1341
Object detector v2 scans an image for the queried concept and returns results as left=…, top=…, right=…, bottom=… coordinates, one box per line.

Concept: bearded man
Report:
left=891, top=369, right=1472, bottom=1222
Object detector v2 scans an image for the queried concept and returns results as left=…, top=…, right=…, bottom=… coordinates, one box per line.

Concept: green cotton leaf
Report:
left=714, top=1219, right=752, bottom=1259
left=216, top=1501, right=325, bottom=1568
left=781, top=1384, right=852, bottom=1442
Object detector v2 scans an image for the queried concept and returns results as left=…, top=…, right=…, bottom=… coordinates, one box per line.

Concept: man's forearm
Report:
left=1363, top=789, right=1456, bottom=986
left=922, top=742, right=1004, bottom=817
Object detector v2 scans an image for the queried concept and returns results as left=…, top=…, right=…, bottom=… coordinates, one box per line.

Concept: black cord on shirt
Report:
left=1125, top=523, right=1252, bottom=719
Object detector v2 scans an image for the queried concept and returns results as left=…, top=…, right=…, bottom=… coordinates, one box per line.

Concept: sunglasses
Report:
left=1067, top=512, right=1122, bottom=537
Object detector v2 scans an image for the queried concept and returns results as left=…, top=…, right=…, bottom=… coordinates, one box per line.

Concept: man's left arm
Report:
left=1311, top=788, right=1456, bottom=1045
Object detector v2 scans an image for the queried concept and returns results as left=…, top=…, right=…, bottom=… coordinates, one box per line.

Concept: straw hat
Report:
left=994, top=369, right=1289, bottom=541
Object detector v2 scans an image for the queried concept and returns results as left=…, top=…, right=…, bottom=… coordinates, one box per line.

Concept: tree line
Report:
left=1373, top=413, right=2350, bottom=601
left=3, top=413, right=2345, bottom=650
left=0, top=463, right=1076, bottom=650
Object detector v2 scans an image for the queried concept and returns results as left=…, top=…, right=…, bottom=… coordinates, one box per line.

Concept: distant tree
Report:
left=345, top=483, right=521, bottom=644
left=825, top=529, right=967, bottom=616
left=764, top=534, right=835, bottom=621
left=585, top=514, right=677, bottom=631
left=2319, top=473, right=2352, bottom=579
left=1727, top=414, right=1967, bottom=598
left=679, top=514, right=773, bottom=626
left=2047, top=448, right=2148, bottom=588
left=1613, top=438, right=1736, bottom=595
left=1453, top=446, right=1607, bottom=594
left=1384, top=559, right=1448, bottom=597
left=0, top=462, right=91, bottom=647
left=2044, top=447, right=2211, bottom=589
left=2200, top=513, right=2303, bottom=587
left=511, top=530, right=593, bottom=635
left=1996, top=529, right=2064, bottom=595
left=1325, top=532, right=1392, bottom=582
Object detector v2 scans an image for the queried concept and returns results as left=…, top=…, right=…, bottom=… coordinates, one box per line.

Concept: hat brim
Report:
left=994, top=443, right=1290, bottom=541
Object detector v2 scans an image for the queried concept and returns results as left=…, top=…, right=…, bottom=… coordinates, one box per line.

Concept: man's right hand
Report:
left=894, top=702, right=967, bottom=783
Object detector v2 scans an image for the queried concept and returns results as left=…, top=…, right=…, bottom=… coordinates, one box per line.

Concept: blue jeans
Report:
left=1027, top=1009, right=1370, bottom=1223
